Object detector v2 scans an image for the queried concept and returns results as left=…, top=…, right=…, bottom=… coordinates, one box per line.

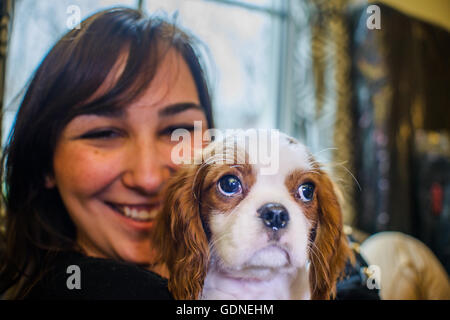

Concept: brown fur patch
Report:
left=200, top=163, right=255, bottom=217
left=284, top=169, right=320, bottom=222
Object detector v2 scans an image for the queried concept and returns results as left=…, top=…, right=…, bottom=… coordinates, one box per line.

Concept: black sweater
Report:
left=25, top=251, right=173, bottom=300
left=24, top=241, right=378, bottom=300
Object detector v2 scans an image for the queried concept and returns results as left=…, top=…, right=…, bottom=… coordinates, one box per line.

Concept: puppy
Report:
left=153, top=130, right=353, bottom=299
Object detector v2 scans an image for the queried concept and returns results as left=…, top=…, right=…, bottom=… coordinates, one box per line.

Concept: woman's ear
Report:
left=152, top=164, right=209, bottom=300
left=308, top=171, right=354, bottom=300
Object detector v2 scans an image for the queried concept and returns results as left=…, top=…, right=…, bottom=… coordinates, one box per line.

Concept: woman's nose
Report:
left=121, top=143, right=171, bottom=194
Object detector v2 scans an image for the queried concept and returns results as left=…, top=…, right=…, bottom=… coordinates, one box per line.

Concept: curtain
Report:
left=351, top=3, right=450, bottom=273
left=287, top=0, right=356, bottom=225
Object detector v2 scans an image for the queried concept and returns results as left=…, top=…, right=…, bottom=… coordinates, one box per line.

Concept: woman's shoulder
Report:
left=25, top=251, right=173, bottom=300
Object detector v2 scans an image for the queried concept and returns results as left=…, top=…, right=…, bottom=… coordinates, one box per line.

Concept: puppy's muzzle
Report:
left=257, top=203, right=289, bottom=231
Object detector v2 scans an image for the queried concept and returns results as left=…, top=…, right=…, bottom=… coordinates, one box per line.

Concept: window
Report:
left=3, top=0, right=288, bottom=143
left=145, top=0, right=286, bottom=129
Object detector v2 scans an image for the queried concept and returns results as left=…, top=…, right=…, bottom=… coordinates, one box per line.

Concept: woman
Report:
left=0, top=7, right=213, bottom=299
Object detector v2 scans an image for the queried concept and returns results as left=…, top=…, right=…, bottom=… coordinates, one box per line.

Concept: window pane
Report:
left=146, top=0, right=282, bottom=129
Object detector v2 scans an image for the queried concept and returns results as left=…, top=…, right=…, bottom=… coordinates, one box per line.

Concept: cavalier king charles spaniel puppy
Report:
left=153, top=130, right=353, bottom=300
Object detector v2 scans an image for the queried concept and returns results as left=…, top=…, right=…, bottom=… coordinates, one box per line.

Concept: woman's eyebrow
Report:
left=77, top=106, right=126, bottom=118
left=158, top=102, right=203, bottom=117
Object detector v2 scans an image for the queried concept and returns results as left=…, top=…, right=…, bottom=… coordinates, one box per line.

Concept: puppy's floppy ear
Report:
left=152, top=164, right=209, bottom=300
left=308, top=170, right=354, bottom=300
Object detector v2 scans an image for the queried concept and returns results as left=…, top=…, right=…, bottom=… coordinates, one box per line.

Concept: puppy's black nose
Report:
left=257, top=203, right=289, bottom=230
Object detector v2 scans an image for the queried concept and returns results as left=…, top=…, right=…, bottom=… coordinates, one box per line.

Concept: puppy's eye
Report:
left=297, top=182, right=315, bottom=202
left=217, top=175, right=242, bottom=197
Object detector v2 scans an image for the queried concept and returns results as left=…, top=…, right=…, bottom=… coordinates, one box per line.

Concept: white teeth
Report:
left=122, top=206, right=159, bottom=221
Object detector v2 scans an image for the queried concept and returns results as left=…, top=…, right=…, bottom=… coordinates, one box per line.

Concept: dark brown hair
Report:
left=0, top=7, right=213, bottom=299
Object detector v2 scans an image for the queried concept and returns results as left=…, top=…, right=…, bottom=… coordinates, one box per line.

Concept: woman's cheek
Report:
left=159, top=127, right=209, bottom=170
left=156, top=137, right=186, bottom=169
left=54, top=144, right=121, bottom=194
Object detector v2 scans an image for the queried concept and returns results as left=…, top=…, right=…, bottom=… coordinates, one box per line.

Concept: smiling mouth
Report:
left=106, top=202, right=160, bottom=222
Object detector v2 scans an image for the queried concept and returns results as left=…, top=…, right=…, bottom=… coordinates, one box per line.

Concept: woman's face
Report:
left=47, top=49, right=208, bottom=267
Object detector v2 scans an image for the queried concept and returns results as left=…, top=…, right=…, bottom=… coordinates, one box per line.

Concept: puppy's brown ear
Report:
left=308, top=171, right=354, bottom=300
left=152, top=165, right=209, bottom=300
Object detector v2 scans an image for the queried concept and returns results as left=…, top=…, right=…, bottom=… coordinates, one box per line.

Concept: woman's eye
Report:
left=79, top=129, right=122, bottom=140
left=297, top=182, right=315, bottom=202
left=217, top=175, right=242, bottom=197
left=159, top=124, right=195, bottom=136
